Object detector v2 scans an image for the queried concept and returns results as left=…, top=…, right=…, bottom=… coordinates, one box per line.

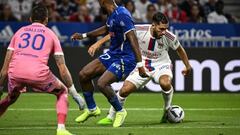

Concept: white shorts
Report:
left=126, top=63, right=173, bottom=88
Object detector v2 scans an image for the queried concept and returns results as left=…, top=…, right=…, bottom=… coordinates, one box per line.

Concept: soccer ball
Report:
left=167, top=105, right=184, bottom=123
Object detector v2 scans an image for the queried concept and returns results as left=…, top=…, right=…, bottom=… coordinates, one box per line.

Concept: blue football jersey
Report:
left=106, top=6, right=136, bottom=61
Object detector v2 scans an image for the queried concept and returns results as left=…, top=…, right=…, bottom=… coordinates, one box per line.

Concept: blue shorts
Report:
left=98, top=52, right=136, bottom=81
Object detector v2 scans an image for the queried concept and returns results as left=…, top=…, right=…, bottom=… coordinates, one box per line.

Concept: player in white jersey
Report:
left=88, top=12, right=192, bottom=125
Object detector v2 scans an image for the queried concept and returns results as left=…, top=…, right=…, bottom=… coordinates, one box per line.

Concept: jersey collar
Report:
left=32, top=22, right=45, bottom=27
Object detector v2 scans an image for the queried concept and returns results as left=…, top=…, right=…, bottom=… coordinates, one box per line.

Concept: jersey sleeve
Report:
left=169, top=38, right=181, bottom=50
left=7, top=34, right=16, bottom=50
left=117, top=13, right=135, bottom=34
left=165, top=31, right=180, bottom=50
left=51, top=32, right=63, bottom=55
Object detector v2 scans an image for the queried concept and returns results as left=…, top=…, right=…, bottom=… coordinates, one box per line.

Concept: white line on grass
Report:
left=0, top=126, right=240, bottom=130
left=7, top=108, right=240, bottom=111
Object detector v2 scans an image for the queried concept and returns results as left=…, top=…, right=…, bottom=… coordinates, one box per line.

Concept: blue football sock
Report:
left=108, top=95, right=122, bottom=112
left=83, top=91, right=96, bottom=110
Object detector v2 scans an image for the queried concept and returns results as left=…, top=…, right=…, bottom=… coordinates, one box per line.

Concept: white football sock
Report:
left=116, top=91, right=127, bottom=107
left=107, top=106, right=115, bottom=120
left=68, top=85, right=86, bottom=110
left=161, top=86, right=173, bottom=110
left=57, top=124, right=65, bottom=130
left=106, top=91, right=126, bottom=119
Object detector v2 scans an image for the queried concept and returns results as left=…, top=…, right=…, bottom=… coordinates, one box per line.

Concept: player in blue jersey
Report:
left=71, top=0, right=148, bottom=127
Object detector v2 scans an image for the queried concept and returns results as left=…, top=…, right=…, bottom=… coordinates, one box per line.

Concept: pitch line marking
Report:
left=7, top=108, right=240, bottom=111
left=0, top=126, right=240, bottom=130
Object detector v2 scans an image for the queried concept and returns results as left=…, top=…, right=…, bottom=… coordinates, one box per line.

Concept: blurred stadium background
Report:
left=0, top=0, right=239, bottom=92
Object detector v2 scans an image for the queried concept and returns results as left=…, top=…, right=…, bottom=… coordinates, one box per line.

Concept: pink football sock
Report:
left=56, top=90, right=68, bottom=124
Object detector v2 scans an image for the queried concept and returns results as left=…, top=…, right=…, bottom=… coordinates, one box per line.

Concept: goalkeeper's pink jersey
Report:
left=7, top=23, right=63, bottom=81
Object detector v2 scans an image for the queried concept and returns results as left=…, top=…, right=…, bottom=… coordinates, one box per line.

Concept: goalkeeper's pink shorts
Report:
left=7, top=72, right=65, bottom=94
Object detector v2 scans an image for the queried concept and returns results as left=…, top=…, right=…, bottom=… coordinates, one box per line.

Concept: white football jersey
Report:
left=135, top=24, right=180, bottom=71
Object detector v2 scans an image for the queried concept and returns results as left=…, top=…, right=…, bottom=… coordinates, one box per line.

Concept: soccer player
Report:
left=88, top=12, right=192, bottom=125
left=71, top=0, right=148, bottom=127
left=0, top=5, right=80, bottom=135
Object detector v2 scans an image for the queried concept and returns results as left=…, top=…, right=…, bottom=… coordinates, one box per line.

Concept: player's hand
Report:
left=88, top=45, right=99, bottom=57
left=138, top=67, right=149, bottom=78
left=182, top=66, right=192, bottom=76
left=71, top=33, right=83, bottom=41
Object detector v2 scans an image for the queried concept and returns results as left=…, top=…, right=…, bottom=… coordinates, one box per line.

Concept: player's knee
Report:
left=119, top=81, right=135, bottom=97
left=160, top=83, right=171, bottom=91
left=159, top=76, right=171, bottom=91
left=53, top=85, right=68, bottom=95
left=160, top=82, right=171, bottom=91
left=96, top=80, right=106, bottom=91
left=79, top=70, right=88, bottom=82
left=119, top=89, right=130, bottom=97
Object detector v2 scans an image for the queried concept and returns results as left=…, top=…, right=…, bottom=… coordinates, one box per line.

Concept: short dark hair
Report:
left=216, top=0, right=224, bottom=7
left=152, top=12, right=169, bottom=24
left=31, top=4, right=48, bottom=22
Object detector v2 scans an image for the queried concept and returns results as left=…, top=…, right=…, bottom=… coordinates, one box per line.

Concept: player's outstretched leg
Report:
left=55, top=87, right=74, bottom=135
left=160, top=87, right=173, bottom=123
left=68, top=85, right=86, bottom=110
left=0, top=91, right=20, bottom=117
left=159, top=75, right=174, bottom=123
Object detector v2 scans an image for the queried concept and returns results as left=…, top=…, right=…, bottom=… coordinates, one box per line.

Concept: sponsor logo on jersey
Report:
left=141, top=50, right=160, bottom=59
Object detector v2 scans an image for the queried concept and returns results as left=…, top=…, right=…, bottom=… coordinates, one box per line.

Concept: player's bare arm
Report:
left=88, top=34, right=110, bottom=57
left=54, top=55, right=73, bottom=87
left=126, top=30, right=148, bottom=78
left=0, top=50, right=13, bottom=87
left=176, top=45, right=192, bottom=76
left=71, top=25, right=108, bottom=40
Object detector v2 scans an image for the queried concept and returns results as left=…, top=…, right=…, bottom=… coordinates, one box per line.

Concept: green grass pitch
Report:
left=0, top=92, right=240, bottom=135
